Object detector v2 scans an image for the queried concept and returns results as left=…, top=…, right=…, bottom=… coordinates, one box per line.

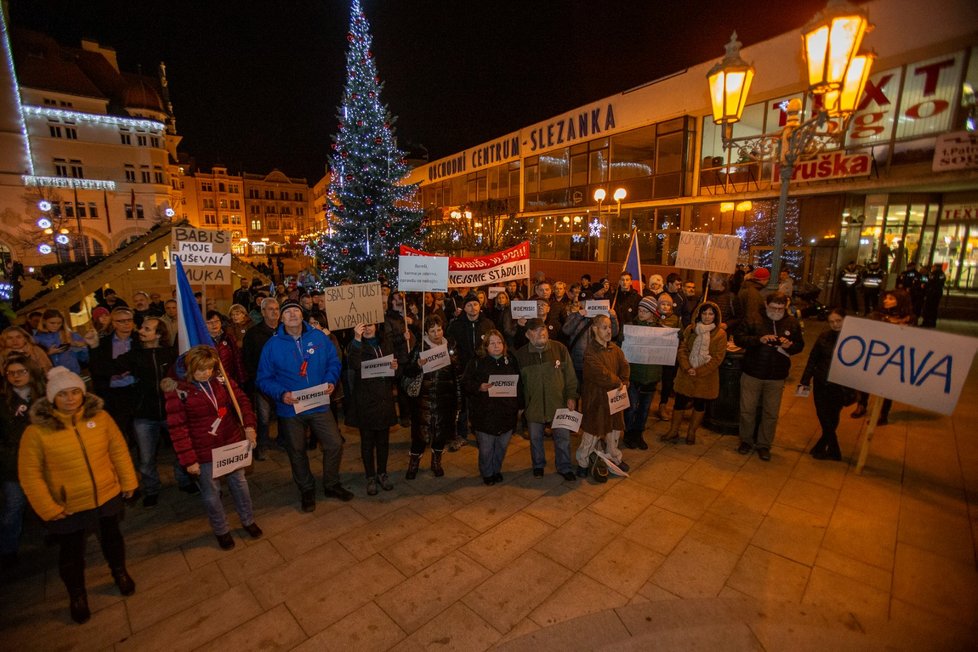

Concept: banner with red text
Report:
left=399, top=241, right=530, bottom=287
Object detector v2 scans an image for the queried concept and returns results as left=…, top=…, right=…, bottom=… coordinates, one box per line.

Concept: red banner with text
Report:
left=399, top=241, right=530, bottom=287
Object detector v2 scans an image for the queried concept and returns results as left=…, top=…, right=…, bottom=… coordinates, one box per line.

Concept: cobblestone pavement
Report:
left=2, top=322, right=976, bottom=651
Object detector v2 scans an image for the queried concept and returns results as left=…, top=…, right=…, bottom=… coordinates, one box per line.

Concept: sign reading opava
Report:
left=674, top=232, right=741, bottom=274
left=398, top=254, right=449, bottom=293
left=827, top=317, right=978, bottom=416
left=321, top=281, right=385, bottom=331
left=170, top=227, right=231, bottom=284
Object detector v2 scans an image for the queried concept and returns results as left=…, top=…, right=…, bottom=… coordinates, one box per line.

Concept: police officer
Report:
left=861, top=259, right=885, bottom=314
left=838, top=261, right=861, bottom=314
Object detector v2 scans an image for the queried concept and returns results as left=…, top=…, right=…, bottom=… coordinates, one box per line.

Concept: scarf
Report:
left=689, top=322, right=715, bottom=369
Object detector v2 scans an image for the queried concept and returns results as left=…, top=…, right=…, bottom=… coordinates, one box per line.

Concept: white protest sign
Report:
left=398, top=255, right=449, bottom=293
left=488, top=286, right=506, bottom=299
left=322, top=282, right=385, bottom=331
left=292, top=383, right=331, bottom=414
left=511, top=300, right=538, bottom=319
left=488, top=374, right=519, bottom=397
left=674, top=232, right=742, bottom=273
left=621, top=325, right=679, bottom=366
left=827, top=317, right=978, bottom=416
left=607, top=386, right=630, bottom=415
left=552, top=408, right=582, bottom=433
left=585, top=300, right=610, bottom=317
left=170, top=227, right=232, bottom=285
left=420, top=342, right=451, bottom=373
left=211, top=440, right=252, bottom=479
left=361, top=354, right=395, bottom=379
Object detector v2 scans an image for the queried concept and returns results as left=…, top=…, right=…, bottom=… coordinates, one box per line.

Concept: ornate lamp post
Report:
left=707, top=0, right=874, bottom=288
left=593, top=187, right=627, bottom=274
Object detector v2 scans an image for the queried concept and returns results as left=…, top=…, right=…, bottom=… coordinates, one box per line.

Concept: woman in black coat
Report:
left=347, top=322, right=399, bottom=495
left=462, top=330, right=522, bottom=485
left=403, top=314, right=461, bottom=479
left=799, top=308, right=848, bottom=460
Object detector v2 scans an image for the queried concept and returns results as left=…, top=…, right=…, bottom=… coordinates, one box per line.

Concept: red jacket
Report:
left=163, top=376, right=256, bottom=467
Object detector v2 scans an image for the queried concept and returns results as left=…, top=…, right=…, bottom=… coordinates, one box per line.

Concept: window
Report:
left=250, top=219, right=262, bottom=231
left=203, top=213, right=217, bottom=225
left=140, top=168, right=151, bottom=183
left=48, top=123, right=62, bottom=138
left=265, top=205, right=275, bottom=214
left=124, top=165, right=136, bottom=182
left=201, top=182, right=213, bottom=192
left=64, top=202, right=74, bottom=218
left=54, top=158, right=69, bottom=177
left=264, top=190, right=274, bottom=199
left=218, top=183, right=226, bottom=193
left=229, top=199, right=240, bottom=209
left=282, top=220, right=293, bottom=231
left=222, top=214, right=229, bottom=225
left=250, top=205, right=260, bottom=214
left=268, top=220, right=279, bottom=231
left=294, top=192, right=304, bottom=201
left=281, top=206, right=291, bottom=215
left=279, top=191, right=288, bottom=200
left=153, top=167, right=164, bottom=184
left=248, top=188, right=259, bottom=198
left=120, top=131, right=131, bottom=145
left=229, top=184, right=239, bottom=193
left=297, top=207, right=304, bottom=216
left=125, top=204, right=145, bottom=220
left=43, top=98, right=56, bottom=105
left=88, top=202, right=98, bottom=218
left=203, top=198, right=215, bottom=209
left=69, top=160, right=84, bottom=178
left=219, top=199, right=228, bottom=209
left=150, top=136, right=160, bottom=148
left=230, top=214, right=242, bottom=225
left=610, top=126, right=655, bottom=181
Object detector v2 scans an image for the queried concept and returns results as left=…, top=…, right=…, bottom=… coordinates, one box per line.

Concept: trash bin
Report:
left=706, top=349, right=742, bottom=435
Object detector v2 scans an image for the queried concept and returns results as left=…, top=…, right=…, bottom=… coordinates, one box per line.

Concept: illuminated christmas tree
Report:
left=312, top=0, right=423, bottom=285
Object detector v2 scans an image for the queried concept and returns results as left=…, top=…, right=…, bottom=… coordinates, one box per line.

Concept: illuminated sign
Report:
left=22, top=175, right=117, bottom=191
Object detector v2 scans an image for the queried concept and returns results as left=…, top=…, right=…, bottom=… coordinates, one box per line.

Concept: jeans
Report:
left=360, top=428, right=390, bottom=478
left=528, top=422, right=573, bottom=473
left=196, top=464, right=254, bottom=536
left=133, top=418, right=191, bottom=495
left=575, top=430, right=623, bottom=467
left=1, top=481, right=27, bottom=555
left=252, top=391, right=275, bottom=451
left=624, top=383, right=655, bottom=435
left=58, top=514, right=125, bottom=596
left=476, top=430, right=512, bottom=478
left=279, top=411, right=344, bottom=492
left=739, top=373, right=785, bottom=449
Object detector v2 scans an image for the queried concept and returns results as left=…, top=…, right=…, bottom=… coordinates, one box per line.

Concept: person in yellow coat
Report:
left=18, top=366, right=139, bottom=624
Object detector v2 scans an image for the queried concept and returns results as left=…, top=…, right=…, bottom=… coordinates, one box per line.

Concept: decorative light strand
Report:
left=0, top=9, right=35, bottom=175
left=22, top=175, right=117, bottom=191
left=23, top=105, right=165, bottom=133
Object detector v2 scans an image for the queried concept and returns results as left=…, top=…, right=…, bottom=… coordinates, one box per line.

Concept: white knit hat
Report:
left=46, top=366, right=86, bottom=403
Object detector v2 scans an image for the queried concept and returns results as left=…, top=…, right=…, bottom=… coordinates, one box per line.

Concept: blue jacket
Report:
left=256, top=323, right=341, bottom=417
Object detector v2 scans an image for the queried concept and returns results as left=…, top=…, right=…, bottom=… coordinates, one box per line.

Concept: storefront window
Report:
left=610, top=126, right=654, bottom=181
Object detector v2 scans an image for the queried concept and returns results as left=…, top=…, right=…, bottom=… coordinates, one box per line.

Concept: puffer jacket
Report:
left=674, top=301, right=727, bottom=400
left=346, top=332, right=398, bottom=430
left=462, top=353, right=521, bottom=436
left=214, top=332, right=246, bottom=387
left=734, top=312, right=804, bottom=380
left=18, top=394, right=138, bottom=521
left=162, top=375, right=256, bottom=467
left=405, top=336, right=462, bottom=443
left=580, top=338, right=630, bottom=437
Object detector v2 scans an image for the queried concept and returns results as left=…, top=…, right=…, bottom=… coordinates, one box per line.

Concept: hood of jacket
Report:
left=691, top=300, right=722, bottom=325
left=28, top=393, right=104, bottom=431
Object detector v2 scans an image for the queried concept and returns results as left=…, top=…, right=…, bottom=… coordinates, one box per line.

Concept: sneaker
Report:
left=324, top=483, right=354, bottom=502
left=533, top=468, right=544, bottom=478
left=616, top=460, right=630, bottom=473
left=142, top=493, right=159, bottom=508
left=561, top=471, right=577, bottom=482
left=216, top=532, right=236, bottom=550
left=737, top=441, right=752, bottom=455
left=244, top=522, right=263, bottom=539
left=377, top=473, right=394, bottom=491
left=366, top=477, right=378, bottom=496
left=300, top=490, right=316, bottom=513
left=757, top=447, right=772, bottom=462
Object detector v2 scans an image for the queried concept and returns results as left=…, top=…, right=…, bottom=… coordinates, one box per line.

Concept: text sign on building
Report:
left=827, top=317, right=978, bottom=416
left=933, top=132, right=978, bottom=172
left=772, top=151, right=872, bottom=184
left=674, top=232, right=742, bottom=273
left=938, top=203, right=978, bottom=221
left=170, top=227, right=231, bottom=285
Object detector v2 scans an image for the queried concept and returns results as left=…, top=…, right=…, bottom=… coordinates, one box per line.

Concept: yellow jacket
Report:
left=18, top=394, right=138, bottom=522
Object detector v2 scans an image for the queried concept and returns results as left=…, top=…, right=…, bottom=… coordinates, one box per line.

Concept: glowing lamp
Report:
left=736, top=200, right=753, bottom=212
left=707, top=33, right=755, bottom=125
left=822, top=51, right=875, bottom=116
left=613, top=188, right=627, bottom=202
left=720, top=202, right=735, bottom=213
left=802, top=0, right=870, bottom=93
left=593, top=188, right=607, bottom=203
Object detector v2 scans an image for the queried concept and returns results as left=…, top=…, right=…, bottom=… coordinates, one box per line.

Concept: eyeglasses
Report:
left=6, top=368, right=28, bottom=377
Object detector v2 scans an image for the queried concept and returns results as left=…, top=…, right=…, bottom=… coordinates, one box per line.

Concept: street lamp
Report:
left=707, top=0, right=874, bottom=289
left=594, top=187, right=627, bottom=274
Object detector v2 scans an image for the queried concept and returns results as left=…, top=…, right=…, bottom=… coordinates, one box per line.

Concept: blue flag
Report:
left=174, top=257, right=211, bottom=354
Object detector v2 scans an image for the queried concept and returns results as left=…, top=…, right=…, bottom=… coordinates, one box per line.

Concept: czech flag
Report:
left=174, top=257, right=211, bottom=355
left=622, top=228, right=642, bottom=292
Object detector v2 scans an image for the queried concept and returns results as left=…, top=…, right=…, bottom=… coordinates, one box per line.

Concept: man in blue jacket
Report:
left=257, top=300, right=352, bottom=511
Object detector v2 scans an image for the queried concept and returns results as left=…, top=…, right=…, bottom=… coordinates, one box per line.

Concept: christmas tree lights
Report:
left=311, top=0, right=424, bottom=285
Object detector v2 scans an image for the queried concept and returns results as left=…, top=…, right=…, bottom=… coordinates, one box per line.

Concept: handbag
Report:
left=401, top=367, right=423, bottom=398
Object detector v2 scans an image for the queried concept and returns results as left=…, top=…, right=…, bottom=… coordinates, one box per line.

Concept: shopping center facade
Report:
left=405, top=0, right=978, bottom=299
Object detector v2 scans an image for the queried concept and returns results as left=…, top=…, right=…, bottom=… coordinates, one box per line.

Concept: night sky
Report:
left=12, top=0, right=834, bottom=182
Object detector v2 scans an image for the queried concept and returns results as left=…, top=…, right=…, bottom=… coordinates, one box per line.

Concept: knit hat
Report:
left=638, top=296, right=659, bottom=316
left=279, top=299, right=303, bottom=315
left=46, top=366, right=86, bottom=403
left=751, top=268, right=771, bottom=282
left=92, top=306, right=109, bottom=321
left=463, top=293, right=481, bottom=308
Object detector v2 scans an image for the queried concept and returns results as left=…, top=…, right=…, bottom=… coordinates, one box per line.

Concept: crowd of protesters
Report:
left=0, top=260, right=945, bottom=624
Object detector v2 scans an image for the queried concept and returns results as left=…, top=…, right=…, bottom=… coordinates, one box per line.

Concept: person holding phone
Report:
left=33, top=309, right=88, bottom=375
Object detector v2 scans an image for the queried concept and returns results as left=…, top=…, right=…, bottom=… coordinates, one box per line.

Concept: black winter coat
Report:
left=112, top=345, right=177, bottom=420
left=0, top=390, right=34, bottom=481
left=346, top=333, right=398, bottom=430
left=446, top=315, right=494, bottom=369
left=462, top=354, right=521, bottom=436
left=801, top=329, right=839, bottom=386
left=405, top=337, right=462, bottom=443
left=734, top=313, right=804, bottom=380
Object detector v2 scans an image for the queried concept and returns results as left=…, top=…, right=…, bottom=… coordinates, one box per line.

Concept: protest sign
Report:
left=400, top=242, right=530, bottom=287
left=674, top=232, right=742, bottom=274
left=398, top=255, right=449, bottom=293
left=827, top=317, right=978, bottom=415
left=170, top=227, right=231, bottom=284
left=361, top=354, right=395, bottom=379
left=607, top=386, right=630, bottom=415
left=420, top=342, right=450, bottom=373
left=621, top=325, right=679, bottom=366
left=211, top=440, right=252, bottom=479
left=487, top=286, right=506, bottom=299
left=552, top=408, right=582, bottom=433
left=511, top=300, right=538, bottom=319
left=292, top=383, right=331, bottom=414
left=585, top=300, right=610, bottom=317
left=488, top=374, right=519, bottom=397
left=322, top=282, right=385, bottom=331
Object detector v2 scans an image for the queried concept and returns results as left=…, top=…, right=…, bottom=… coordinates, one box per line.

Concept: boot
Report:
left=636, top=431, right=649, bottom=450
left=431, top=449, right=445, bottom=477
left=69, top=591, right=90, bottom=624
left=657, top=402, right=673, bottom=421
left=686, top=411, right=704, bottom=445
left=111, top=567, right=136, bottom=596
left=810, top=435, right=829, bottom=458
left=660, top=409, right=685, bottom=442
left=405, top=453, right=421, bottom=480
left=622, top=430, right=638, bottom=449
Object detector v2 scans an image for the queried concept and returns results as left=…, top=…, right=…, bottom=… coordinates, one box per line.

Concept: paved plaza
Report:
left=2, top=322, right=977, bottom=651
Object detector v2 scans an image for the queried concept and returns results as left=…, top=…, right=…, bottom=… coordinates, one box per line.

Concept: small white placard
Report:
left=794, top=384, right=811, bottom=398
left=398, top=255, right=449, bottom=293
left=362, top=354, right=395, bottom=379
left=585, top=300, right=610, bottom=317
left=488, top=374, right=519, bottom=397
left=607, top=385, right=630, bottom=415
left=511, top=300, right=538, bottom=319
left=419, top=342, right=451, bottom=373
left=292, top=383, right=331, bottom=414
left=552, top=408, right=582, bottom=433
left=211, top=440, right=252, bottom=479
left=488, top=286, right=506, bottom=299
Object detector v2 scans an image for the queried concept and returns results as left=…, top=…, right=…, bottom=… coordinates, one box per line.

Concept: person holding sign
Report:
left=576, top=314, right=631, bottom=476
left=622, top=297, right=661, bottom=450
left=662, top=302, right=727, bottom=445
left=462, top=330, right=521, bottom=485
left=346, top=322, right=398, bottom=495
left=257, top=300, right=351, bottom=512
left=162, top=346, right=260, bottom=551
